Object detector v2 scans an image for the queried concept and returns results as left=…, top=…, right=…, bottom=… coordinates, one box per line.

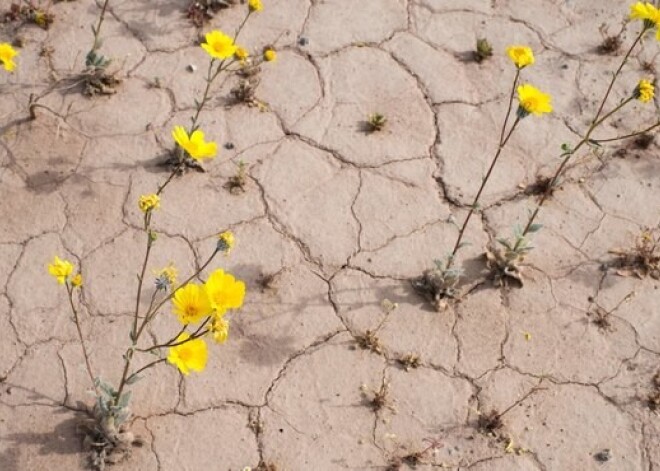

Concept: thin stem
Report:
left=447, top=69, right=521, bottom=268
left=592, top=97, right=633, bottom=130
left=591, top=27, right=647, bottom=125
left=125, top=358, right=166, bottom=384
left=188, top=10, right=251, bottom=132
left=499, top=68, right=521, bottom=144
left=131, top=236, right=153, bottom=340
left=449, top=117, right=521, bottom=264
left=66, top=284, right=98, bottom=394
left=519, top=28, right=646, bottom=241
left=592, top=120, right=660, bottom=143
left=91, top=0, right=111, bottom=52
left=140, top=318, right=211, bottom=353
left=520, top=99, right=633, bottom=240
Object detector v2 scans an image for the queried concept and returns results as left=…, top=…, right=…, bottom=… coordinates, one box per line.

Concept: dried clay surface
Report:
left=1, top=0, right=659, bottom=470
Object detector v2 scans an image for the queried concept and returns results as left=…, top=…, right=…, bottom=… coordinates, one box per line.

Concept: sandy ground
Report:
left=1, top=0, right=660, bottom=469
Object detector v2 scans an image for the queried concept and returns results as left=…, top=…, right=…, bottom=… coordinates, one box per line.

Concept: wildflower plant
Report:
left=418, top=2, right=660, bottom=306
left=502, top=2, right=660, bottom=282
left=415, top=44, right=552, bottom=306
left=45, top=3, right=271, bottom=468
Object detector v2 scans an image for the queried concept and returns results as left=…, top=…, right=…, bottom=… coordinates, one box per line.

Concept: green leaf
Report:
left=527, top=223, right=543, bottom=233
left=125, top=374, right=142, bottom=386
left=116, top=391, right=132, bottom=410
left=497, top=238, right=512, bottom=250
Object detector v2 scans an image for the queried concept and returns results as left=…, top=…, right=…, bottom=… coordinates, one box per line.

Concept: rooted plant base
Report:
left=2, top=1, right=660, bottom=470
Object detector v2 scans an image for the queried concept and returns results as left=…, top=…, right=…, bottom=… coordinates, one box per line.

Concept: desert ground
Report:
left=1, top=0, right=660, bottom=470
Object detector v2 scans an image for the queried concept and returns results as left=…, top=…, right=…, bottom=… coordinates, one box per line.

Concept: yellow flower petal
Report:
left=172, top=284, right=212, bottom=324
left=248, top=0, right=263, bottom=12
left=172, top=126, right=217, bottom=161
left=138, top=194, right=160, bottom=213
left=201, top=30, right=237, bottom=60
left=517, top=83, right=553, bottom=117
left=47, top=256, right=74, bottom=285
left=204, top=269, right=246, bottom=315
left=506, top=45, right=534, bottom=69
left=636, top=78, right=655, bottom=103
left=167, top=333, right=208, bottom=375
left=0, top=43, right=18, bottom=72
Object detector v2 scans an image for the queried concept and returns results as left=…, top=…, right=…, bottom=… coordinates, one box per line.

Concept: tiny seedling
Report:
left=474, top=38, right=493, bottom=62
left=362, top=377, right=395, bottom=413
left=4, top=1, right=54, bottom=30
left=226, top=159, right=249, bottom=194
left=597, top=23, right=625, bottom=55
left=524, top=175, right=557, bottom=197
left=387, top=437, right=444, bottom=470
left=356, top=330, right=383, bottom=354
left=397, top=352, right=421, bottom=371
left=187, top=0, right=235, bottom=27
left=646, top=371, right=660, bottom=412
left=476, top=409, right=504, bottom=435
left=608, top=229, right=660, bottom=279
left=366, top=113, right=387, bottom=132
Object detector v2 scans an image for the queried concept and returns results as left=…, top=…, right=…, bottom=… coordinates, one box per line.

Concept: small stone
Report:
left=224, top=142, right=235, bottom=150
left=298, top=37, right=309, bottom=46
left=187, top=64, right=197, bottom=73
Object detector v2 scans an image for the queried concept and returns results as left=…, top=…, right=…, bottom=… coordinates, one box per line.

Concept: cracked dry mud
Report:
left=1, top=0, right=659, bottom=470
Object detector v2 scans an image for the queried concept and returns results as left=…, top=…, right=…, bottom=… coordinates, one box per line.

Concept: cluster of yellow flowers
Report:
left=0, top=43, right=18, bottom=72
left=505, top=45, right=553, bottom=117
left=168, top=267, right=245, bottom=374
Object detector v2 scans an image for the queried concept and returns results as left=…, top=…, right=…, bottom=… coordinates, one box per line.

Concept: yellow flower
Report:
left=217, top=230, right=235, bottom=254
left=172, top=126, right=217, bottom=161
left=201, top=30, right=237, bottom=59
left=154, top=263, right=177, bottom=289
left=204, top=269, right=246, bottom=315
left=71, top=273, right=83, bottom=288
left=517, top=84, right=553, bottom=117
left=235, top=47, right=249, bottom=61
left=263, top=47, right=277, bottom=62
left=630, top=2, right=660, bottom=38
left=0, top=43, right=18, bottom=72
left=506, top=45, right=534, bottom=69
left=248, top=0, right=263, bottom=12
left=209, top=316, right=230, bottom=344
left=167, top=333, right=208, bottom=375
left=47, top=256, right=73, bottom=285
left=636, top=79, right=655, bottom=103
left=138, top=194, right=160, bottom=213
left=172, top=284, right=212, bottom=324
left=630, top=2, right=660, bottom=23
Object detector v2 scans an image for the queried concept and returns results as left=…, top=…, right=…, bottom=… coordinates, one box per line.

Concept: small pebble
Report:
left=298, top=37, right=309, bottom=46
left=187, top=64, right=197, bottom=73
left=224, top=142, right=235, bottom=150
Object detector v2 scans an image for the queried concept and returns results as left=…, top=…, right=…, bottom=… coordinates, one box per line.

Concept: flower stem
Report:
left=90, top=0, right=110, bottom=52
left=66, top=283, right=98, bottom=395
left=518, top=27, right=642, bottom=243
left=125, top=358, right=166, bottom=385
left=139, top=318, right=211, bottom=353
left=188, top=11, right=251, bottom=133
left=447, top=69, right=522, bottom=268
left=592, top=120, right=660, bottom=143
